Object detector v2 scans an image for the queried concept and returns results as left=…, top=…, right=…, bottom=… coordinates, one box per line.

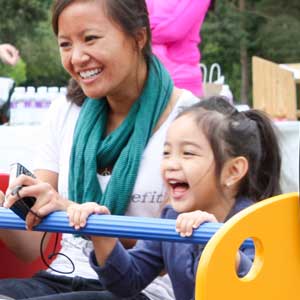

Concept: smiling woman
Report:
left=0, top=0, right=199, bottom=299
left=56, top=0, right=148, bottom=106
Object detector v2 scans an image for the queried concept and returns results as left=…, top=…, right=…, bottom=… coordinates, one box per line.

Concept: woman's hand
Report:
left=67, top=202, right=110, bottom=230
left=4, top=174, right=70, bottom=230
left=176, top=210, right=217, bottom=237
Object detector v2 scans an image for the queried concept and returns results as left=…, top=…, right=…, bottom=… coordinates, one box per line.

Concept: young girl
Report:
left=5, top=96, right=279, bottom=300
left=64, top=96, right=282, bottom=300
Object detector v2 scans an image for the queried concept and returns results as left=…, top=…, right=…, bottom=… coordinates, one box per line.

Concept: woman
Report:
left=146, top=0, right=211, bottom=97
left=0, top=0, right=198, bottom=299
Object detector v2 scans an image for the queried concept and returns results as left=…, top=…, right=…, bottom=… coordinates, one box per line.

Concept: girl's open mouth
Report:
left=168, top=180, right=189, bottom=200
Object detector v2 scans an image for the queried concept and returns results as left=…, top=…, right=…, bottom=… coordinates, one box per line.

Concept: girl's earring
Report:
left=225, top=182, right=231, bottom=188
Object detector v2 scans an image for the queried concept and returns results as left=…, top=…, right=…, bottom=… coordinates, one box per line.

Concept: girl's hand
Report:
left=176, top=210, right=217, bottom=237
left=67, top=202, right=110, bottom=230
left=67, top=203, right=114, bottom=266
left=4, top=175, right=69, bottom=230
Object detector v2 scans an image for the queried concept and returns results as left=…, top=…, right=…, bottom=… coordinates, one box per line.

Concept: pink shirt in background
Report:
left=146, top=0, right=211, bottom=97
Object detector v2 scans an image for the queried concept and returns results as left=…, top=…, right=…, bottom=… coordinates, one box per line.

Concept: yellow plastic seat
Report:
left=195, top=192, right=300, bottom=300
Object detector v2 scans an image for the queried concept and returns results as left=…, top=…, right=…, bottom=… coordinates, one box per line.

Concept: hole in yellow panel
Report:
left=236, top=237, right=263, bottom=280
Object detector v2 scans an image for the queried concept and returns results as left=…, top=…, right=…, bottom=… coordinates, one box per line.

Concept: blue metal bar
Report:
left=0, top=207, right=253, bottom=247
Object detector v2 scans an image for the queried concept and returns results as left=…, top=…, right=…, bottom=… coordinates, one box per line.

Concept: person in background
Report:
left=65, top=96, right=281, bottom=300
left=0, top=43, right=20, bottom=66
left=146, top=0, right=211, bottom=97
left=0, top=0, right=199, bottom=299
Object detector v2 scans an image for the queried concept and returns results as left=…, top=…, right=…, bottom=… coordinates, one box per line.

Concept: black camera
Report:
left=9, top=163, right=36, bottom=220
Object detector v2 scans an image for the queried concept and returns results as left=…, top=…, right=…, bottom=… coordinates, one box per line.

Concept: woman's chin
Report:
left=82, top=89, right=104, bottom=100
left=79, top=82, right=106, bottom=100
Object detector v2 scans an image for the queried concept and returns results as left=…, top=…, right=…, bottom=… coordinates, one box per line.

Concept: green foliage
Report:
left=0, top=58, right=26, bottom=85
left=201, top=0, right=300, bottom=104
left=0, top=1, right=69, bottom=87
left=257, top=15, right=300, bottom=63
left=20, top=15, right=69, bottom=86
left=201, top=1, right=245, bottom=101
left=0, top=0, right=49, bottom=43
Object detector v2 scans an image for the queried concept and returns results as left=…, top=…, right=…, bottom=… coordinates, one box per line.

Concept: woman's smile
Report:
left=57, top=0, right=146, bottom=102
left=79, top=68, right=102, bottom=80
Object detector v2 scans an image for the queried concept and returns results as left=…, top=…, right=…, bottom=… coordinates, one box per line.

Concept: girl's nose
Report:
left=163, top=156, right=181, bottom=171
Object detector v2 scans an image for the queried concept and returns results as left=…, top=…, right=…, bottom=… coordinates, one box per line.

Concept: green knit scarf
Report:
left=68, top=56, right=173, bottom=215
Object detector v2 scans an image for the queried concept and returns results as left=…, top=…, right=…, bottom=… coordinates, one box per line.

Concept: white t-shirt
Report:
left=34, top=90, right=198, bottom=299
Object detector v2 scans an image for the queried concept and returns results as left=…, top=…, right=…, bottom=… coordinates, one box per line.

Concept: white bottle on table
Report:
left=25, top=87, right=36, bottom=125
left=10, top=87, right=26, bottom=126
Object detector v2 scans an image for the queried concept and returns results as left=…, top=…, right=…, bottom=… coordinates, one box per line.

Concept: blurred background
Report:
left=1, top=0, right=300, bottom=106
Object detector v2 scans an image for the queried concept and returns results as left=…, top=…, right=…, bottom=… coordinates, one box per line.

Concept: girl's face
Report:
left=161, top=115, right=223, bottom=214
left=57, top=0, right=145, bottom=101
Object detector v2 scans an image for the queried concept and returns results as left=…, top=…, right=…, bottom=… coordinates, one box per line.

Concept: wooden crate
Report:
left=252, top=56, right=299, bottom=120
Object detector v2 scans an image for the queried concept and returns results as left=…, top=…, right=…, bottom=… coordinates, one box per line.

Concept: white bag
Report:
left=200, top=63, right=233, bottom=103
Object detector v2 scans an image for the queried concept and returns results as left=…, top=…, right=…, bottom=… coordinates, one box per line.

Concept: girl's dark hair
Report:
left=178, top=96, right=281, bottom=202
left=51, top=0, right=152, bottom=105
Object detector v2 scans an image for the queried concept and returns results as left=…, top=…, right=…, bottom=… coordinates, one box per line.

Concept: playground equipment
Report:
left=0, top=208, right=252, bottom=247
left=196, top=192, right=300, bottom=300
left=0, top=192, right=298, bottom=298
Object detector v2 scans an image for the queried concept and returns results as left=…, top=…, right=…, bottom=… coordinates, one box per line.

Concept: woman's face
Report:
left=57, top=0, right=145, bottom=100
left=161, top=115, right=222, bottom=214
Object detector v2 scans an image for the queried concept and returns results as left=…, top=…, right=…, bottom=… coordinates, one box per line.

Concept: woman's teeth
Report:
left=79, top=68, right=101, bottom=79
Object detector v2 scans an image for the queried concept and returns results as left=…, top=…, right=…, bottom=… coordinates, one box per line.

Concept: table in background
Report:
left=0, top=122, right=299, bottom=193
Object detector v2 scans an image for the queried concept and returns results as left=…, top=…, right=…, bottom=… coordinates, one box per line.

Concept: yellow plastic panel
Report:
left=195, top=193, right=300, bottom=300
